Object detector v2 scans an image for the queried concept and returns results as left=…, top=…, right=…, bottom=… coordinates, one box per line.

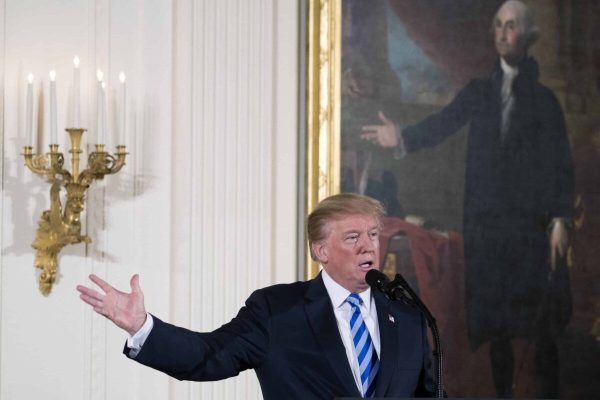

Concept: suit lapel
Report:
left=304, top=274, right=361, bottom=397
left=373, top=290, right=398, bottom=397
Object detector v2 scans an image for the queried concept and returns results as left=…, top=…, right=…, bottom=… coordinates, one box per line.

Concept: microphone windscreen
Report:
left=365, top=269, right=389, bottom=290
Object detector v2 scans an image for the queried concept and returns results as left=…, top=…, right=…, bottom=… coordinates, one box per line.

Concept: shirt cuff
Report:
left=393, top=125, right=407, bottom=160
left=126, top=313, right=154, bottom=358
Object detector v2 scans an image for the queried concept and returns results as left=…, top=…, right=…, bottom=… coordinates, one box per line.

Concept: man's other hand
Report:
left=550, top=220, right=568, bottom=271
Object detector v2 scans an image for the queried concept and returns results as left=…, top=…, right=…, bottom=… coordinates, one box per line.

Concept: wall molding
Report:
left=0, top=0, right=6, bottom=393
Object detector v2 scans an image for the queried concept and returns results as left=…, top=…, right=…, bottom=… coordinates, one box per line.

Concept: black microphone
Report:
left=365, top=269, right=390, bottom=293
left=365, top=269, right=444, bottom=398
left=365, top=269, right=411, bottom=303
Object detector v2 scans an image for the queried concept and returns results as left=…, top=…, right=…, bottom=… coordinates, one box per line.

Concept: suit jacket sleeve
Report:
left=537, top=87, right=575, bottom=219
left=124, top=289, right=270, bottom=381
left=403, top=81, right=479, bottom=153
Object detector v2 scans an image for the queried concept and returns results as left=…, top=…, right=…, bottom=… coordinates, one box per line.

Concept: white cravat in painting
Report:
left=500, top=58, right=519, bottom=140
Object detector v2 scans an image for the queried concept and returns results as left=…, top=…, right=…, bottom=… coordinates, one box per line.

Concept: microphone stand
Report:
left=387, top=274, right=444, bottom=399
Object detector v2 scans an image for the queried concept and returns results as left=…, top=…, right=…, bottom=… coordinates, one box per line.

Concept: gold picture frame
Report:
left=305, top=0, right=341, bottom=279
left=304, top=0, right=600, bottom=398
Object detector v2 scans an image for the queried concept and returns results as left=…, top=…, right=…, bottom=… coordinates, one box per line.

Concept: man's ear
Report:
left=311, top=241, right=328, bottom=264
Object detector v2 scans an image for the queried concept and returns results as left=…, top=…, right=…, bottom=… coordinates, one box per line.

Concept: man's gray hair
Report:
left=496, top=0, right=540, bottom=47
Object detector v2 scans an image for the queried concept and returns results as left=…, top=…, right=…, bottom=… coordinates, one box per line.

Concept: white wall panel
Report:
left=1, top=0, right=299, bottom=399
left=0, top=1, right=173, bottom=399
left=171, top=0, right=298, bottom=398
left=0, top=0, right=5, bottom=396
left=273, top=0, right=300, bottom=285
left=0, top=0, right=4, bottom=182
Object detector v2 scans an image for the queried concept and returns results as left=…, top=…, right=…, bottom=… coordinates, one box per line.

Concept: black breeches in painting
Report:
left=490, top=338, right=514, bottom=398
left=466, top=226, right=570, bottom=398
left=490, top=335, right=559, bottom=399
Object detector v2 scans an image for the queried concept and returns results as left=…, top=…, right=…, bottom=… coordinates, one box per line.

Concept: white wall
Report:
left=0, top=1, right=299, bottom=399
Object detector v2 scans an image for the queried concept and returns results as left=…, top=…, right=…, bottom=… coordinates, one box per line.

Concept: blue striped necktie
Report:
left=346, top=293, right=379, bottom=397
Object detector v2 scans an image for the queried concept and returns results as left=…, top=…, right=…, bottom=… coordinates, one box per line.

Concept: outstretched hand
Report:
left=361, top=111, right=399, bottom=148
left=77, top=274, right=147, bottom=336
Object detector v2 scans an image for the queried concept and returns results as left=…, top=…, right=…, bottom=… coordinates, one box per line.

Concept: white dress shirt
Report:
left=126, top=312, right=153, bottom=357
left=321, top=269, right=381, bottom=394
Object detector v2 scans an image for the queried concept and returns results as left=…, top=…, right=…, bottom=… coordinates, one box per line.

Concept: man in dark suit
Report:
left=361, top=1, right=574, bottom=398
left=77, top=193, right=435, bottom=399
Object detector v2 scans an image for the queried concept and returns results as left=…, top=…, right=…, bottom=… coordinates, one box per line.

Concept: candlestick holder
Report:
left=23, top=128, right=127, bottom=295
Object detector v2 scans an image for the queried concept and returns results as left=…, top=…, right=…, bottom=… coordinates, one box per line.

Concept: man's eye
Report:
left=369, top=232, right=379, bottom=239
left=346, top=235, right=358, bottom=242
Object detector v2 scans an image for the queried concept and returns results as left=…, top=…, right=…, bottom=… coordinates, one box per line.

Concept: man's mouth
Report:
left=358, top=261, right=374, bottom=269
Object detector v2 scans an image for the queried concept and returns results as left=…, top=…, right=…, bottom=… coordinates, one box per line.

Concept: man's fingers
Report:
left=76, top=285, right=105, bottom=301
left=79, top=293, right=103, bottom=308
left=360, top=132, right=380, bottom=145
left=360, top=132, right=378, bottom=141
left=89, top=274, right=113, bottom=293
left=130, top=274, right=141, bottom=294
left=361, top=130, right=382, bottom=144
left=79, top=293, right=113, bottom=319
left=361, top=125, right=382, bottom=134
left=550, top=245, right=557, bottom=271
left=557, top=244, right=564, bottom=258
left=378, top=111, right=391, bottom=124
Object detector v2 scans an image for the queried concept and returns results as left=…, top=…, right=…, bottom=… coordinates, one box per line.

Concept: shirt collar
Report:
left=321, top=268, right=372, bottom=312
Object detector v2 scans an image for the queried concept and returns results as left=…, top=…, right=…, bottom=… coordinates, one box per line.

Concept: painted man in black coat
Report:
left=362, top=1, right=574, bottom=397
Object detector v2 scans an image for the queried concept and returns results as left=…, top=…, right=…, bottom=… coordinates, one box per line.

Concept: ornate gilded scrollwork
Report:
left=23, top=129, right=127, bottom=295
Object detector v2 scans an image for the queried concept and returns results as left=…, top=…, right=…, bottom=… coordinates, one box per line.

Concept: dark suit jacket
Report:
left=125, top=273, right=435, bottom=399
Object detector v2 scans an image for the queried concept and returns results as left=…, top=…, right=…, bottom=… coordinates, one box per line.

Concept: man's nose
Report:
left=499, top=26, right=507, bottom=40
left=358, top=235, right=375, bottom=252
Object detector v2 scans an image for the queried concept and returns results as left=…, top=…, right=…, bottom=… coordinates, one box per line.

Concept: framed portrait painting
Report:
left=306, top=0, right=600, bottom=398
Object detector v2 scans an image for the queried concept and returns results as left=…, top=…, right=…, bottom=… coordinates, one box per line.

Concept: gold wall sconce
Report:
left=22, top=62, right=129, bottom=295
left=23, top=129, right=127, bottom=295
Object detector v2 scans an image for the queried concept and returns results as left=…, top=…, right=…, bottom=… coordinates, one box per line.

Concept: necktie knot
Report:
left=347, top=293, right=362, bottom=308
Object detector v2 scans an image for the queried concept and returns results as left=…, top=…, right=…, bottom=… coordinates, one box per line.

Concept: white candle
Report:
left=119, top=71, right=126, bottom=145
left=49, top=70, right=57, bottom=144
left=101, top=81, right=106, bottom=145
left=73, top=56, right=80, bottom=127
left=26, top=73, right=34, bottom=146
left=96, top=69, right=104, bottom=144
